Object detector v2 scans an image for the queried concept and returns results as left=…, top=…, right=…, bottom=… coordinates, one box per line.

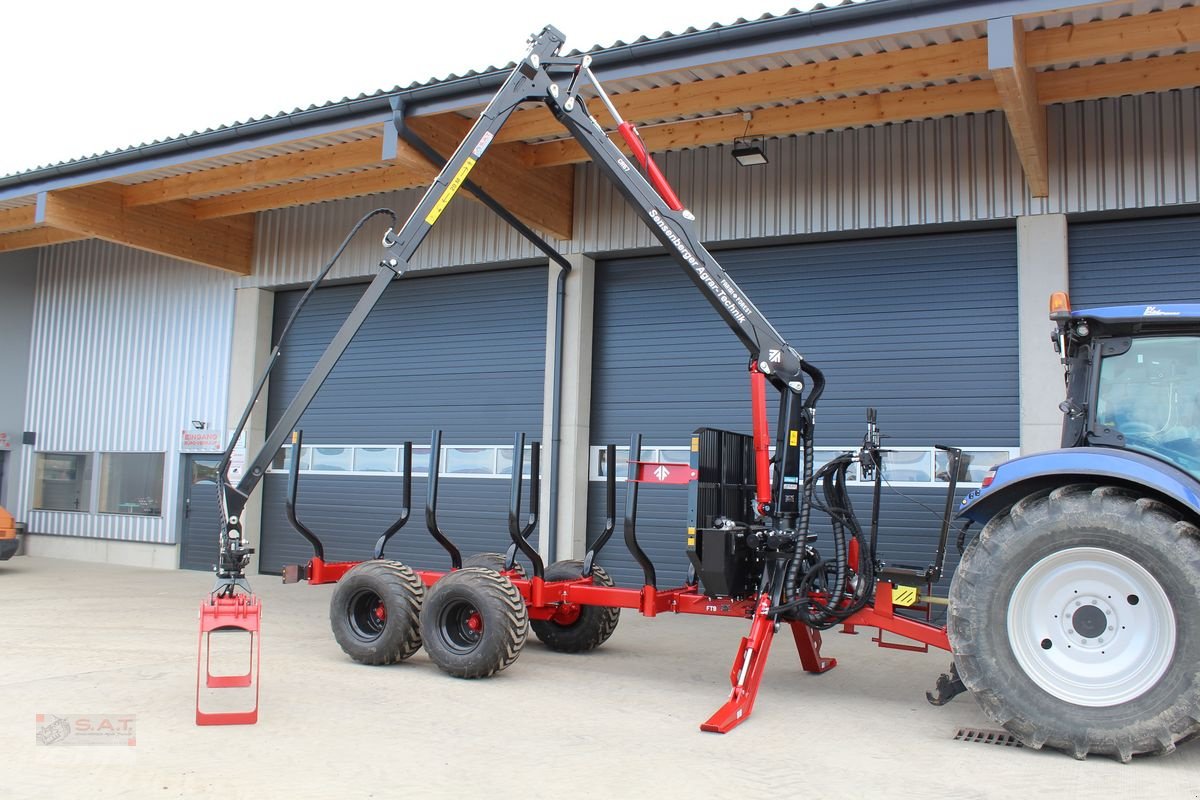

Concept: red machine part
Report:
left=749, top=368, right=773, bottom=514
left=196, top=594, right=262, bottom=726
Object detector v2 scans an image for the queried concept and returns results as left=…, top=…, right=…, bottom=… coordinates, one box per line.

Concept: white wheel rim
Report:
left=1007, top=546, right=1175, bottom=707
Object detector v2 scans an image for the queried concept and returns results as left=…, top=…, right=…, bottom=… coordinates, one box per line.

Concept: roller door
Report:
left=1069, top=215, right=1200, bottom=307
left=258, top=267, right=547, bottom=574
left=587, top=229, right=1020, bottom=589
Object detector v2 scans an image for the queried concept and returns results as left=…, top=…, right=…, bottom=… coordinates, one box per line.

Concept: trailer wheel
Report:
left=420, top=567, right=527, bottom=678
left=329, top=560, right=425, bottom=666
left=949, top=484, right=1200, bottom=761
left=531, top=560, right=620, bottom=653
left=462, top=552, right=526, bottom=577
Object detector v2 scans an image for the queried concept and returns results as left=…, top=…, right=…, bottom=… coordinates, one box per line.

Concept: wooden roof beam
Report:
left=122, top=131, right=434, bottom=207
left=1038, top=50, right=1200, bottom=104
left=1025, top=5, right=1200, bottom=68
left=495, top=38, right=990, bottom=145
left=0, top=206, right=36, bottom=234
left=40, top=184, right=254, bottom=274
left=0, top=226, right=86, bottom=254
left=404, top=114, right=574, bottom=240
left=989, top=17, right=1049, bottom=198
left=190, top=162, right=438, bottom=220
left=527, top=80, right=1002, bottom=168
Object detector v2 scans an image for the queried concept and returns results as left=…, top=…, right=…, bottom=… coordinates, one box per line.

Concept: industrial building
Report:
left=0, top=0, right=1196, bottom=587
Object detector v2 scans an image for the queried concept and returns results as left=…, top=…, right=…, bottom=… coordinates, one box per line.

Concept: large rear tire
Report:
left=462, top=551, right=526, bottom=577
left=949, top=484, right=1200, bottom=761
left=420, top=567, right=527, bottom=678
left=531, top=560, right=620, bottom=653
left=329, top=560, right=425, bottom=665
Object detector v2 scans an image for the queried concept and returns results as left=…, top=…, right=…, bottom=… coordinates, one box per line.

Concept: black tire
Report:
left=949, top=484, right=1200, bottom=761
left=462, top=551, right=527, bottom=577
left=329, top=560, right=425, bottom=665
left=420, top=567, right=527, bottom=678
left=531, top=560, right=620, bottom=653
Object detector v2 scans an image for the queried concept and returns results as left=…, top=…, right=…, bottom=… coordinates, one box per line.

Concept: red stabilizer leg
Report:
left=196, top=594, right=261, bottom=725
left=789, top=621, right=837, bottom=673
left=700, top=595, right=776, bottom=733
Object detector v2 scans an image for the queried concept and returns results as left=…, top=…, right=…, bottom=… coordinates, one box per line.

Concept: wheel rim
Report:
left=437, top=599, right=484, bottom=654
left=1007, top=546, right=1175, bottom=707
left=347, top=589, right=387, bottom=642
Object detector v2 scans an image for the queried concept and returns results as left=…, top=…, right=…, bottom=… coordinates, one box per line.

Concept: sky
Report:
left=0, top=0, right=814, bottom=179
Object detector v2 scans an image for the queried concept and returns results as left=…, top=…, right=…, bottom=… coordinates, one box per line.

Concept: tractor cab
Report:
left=1052, top=292, right=1200, bottom=480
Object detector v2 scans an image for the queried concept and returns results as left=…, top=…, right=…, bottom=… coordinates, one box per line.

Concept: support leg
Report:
left=789, top=620, right=837, bottom=673
left=700, top=595, right=777, bottom=733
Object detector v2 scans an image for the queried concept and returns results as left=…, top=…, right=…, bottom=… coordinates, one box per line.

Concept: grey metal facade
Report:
left=16, top=240, right=235, bottom=543
left=587, top=229, right=1020, bottom=587
left=257, top=267, right=548, bottom=573
left=241, top=91, right=1200, bottom=291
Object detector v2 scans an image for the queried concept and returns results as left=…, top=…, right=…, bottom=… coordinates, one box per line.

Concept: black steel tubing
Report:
left=284, top=430, right=324, bottom=561
left=373, top=442, right=413, bottom=560
left=623, top=434, right=656, bottom=589
left=424, top=430, right=462, bottom=569
left=506, top=433, right=544, bottom=578
left=582, top=444, right=616, bottom=577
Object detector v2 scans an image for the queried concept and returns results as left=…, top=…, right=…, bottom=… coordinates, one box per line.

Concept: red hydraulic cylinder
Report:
left=616, top=121, right=684, bottom=211
left=749, top=368, right=773, bottom=514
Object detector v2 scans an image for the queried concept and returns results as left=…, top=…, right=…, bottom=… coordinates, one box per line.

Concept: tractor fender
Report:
left=957, top=447, right=1200, bottom=527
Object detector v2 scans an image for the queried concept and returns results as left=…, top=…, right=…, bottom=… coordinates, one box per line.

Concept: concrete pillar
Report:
left=226, top=288, right=275, bottom=574
left=540, top=254, right=596, bottom=562
left=1017, top=214, right=1069, bottom=454
left=0, top=250, right=37, bottom=516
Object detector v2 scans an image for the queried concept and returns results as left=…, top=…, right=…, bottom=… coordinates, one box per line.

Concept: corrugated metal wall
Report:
left=241, top=91, right=1199, bottom=288
left=19, top=240, right=236, bottom=543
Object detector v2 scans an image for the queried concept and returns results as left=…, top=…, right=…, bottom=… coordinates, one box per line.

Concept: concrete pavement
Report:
left=1, top=556, right=1197, bottom=799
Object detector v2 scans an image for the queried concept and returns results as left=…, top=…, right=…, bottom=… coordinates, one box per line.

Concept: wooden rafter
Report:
left=41, top=184, right=255, bottom=274
left=405, top=114, right=574, bottom=240
left=0, top=226, right=86, bottom=253
left=494, top=38, right=990, bottom=144
left=527, top=81, right=1002, bottom=168
left=1039, top=50, right=1200, bottom=104
left=989, top=17, right=1049, bottom=197
left=0, top=205, right=36, bottom=233
left=123, top=135, right=427, bottom=207
left=190, top=162, right=438, bottom=219
left=1025, top=5, right=1200, bottom=68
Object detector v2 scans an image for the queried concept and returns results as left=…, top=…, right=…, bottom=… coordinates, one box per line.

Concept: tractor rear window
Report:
left=1096, top=336, right=1200, bottom=479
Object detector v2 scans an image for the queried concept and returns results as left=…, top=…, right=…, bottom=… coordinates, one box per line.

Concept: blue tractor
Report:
left=950, top=292, right=1200, bottom=760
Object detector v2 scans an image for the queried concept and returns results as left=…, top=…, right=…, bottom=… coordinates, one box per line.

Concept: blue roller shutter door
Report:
left=258, top=267, right=546, bottom=574
left=588, top=229, right=1019, bottom=589
left=1069, top=215, right=1200, bottom=306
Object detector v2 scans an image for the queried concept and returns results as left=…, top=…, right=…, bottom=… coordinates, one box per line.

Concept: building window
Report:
left=266, top=443, right=538, bottom=479
left=587, top=444, right=1019, bottom=488
left=98, top=453, right=164, bottom=516
left=33, top=453, right=93, bottom=512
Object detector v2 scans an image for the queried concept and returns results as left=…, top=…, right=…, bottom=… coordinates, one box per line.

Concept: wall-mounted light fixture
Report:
left=732, top=112, right=768, bottom=166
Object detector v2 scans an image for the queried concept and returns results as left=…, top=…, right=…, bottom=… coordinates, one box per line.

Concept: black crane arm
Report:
left=212, top=25, right=821, bottom=595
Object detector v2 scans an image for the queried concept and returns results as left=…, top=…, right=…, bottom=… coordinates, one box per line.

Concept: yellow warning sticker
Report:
left=789, top=430, right=799, bottom=447
left=425, top=157, right=476, bottom=226
left=687, top=527, right=696, bottom=547
left=892, top=584, right=919, bottom=607
left=691, top=436, right=700, bottom=452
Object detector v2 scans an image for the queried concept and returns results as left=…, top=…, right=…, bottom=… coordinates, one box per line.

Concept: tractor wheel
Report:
left=531, top=560, right=620, bottom=653
left=420, top=567, right=527, bottom=678
left=462, top=551, right=527, bottom=577
left=329, top=560, right=425, bottom=665
left=949, top=484, right=1200, bottom=761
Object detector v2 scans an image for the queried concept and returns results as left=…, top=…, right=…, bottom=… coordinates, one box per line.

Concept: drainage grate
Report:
left=954, top=728, right=1024, bottom=747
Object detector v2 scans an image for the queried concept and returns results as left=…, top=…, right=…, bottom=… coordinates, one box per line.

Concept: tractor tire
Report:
left=420, top=567, right=527, bottom=678
left=329, top=560, right=425, bottom=666
left=948, top=484, right=1200, bottom=761
left=531, top=560, right=620, bottom=653
left=462, top=551, right=526, bottom=577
